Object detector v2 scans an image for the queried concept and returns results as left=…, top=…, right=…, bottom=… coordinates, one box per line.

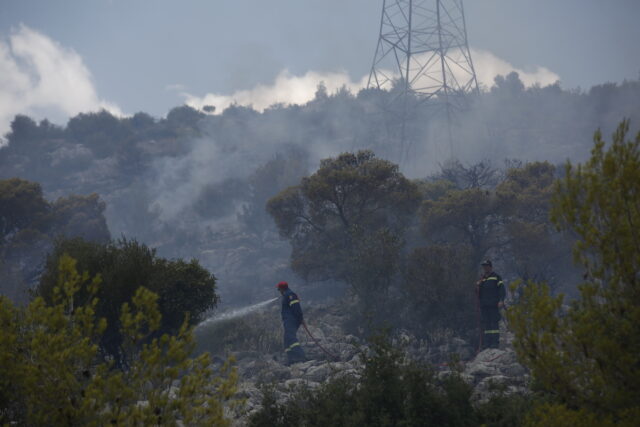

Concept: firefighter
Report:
left=476, top=260, right=506, bottom=349
left=276, top=281, right=306, bottom=365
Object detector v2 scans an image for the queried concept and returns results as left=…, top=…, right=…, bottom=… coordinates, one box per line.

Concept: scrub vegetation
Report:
left=249, top=333, right=533, bottom=427
left=0, top=255, right=238, bottom=425
left=0, top=73, right=638, bottom=424
left=0, top=74, right=637, bottom=302
left=268, top=149, right=574, bottom=343
left=508, top=120, right=640, bottom=426
left=252, top=120, right=640, bottom=426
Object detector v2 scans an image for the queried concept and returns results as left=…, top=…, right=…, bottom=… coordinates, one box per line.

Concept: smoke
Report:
left=2, top=25, right=636, bottom=309
left=184, top=48, right=559, bottom=114
left=149, top=47, right=563, bottom=225
left=196, top=297, right=278, bottom=329
left=471, top=49, right=560, bottom=88
left=0, top=25, right=122, bottom=140
left=148, top=137, right=232, bottom=224
left=184, top=69, right=368, bottom=113
left=146, top=124, right=303, bottom=226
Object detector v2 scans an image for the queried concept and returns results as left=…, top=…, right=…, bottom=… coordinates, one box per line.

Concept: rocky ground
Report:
left=202, top=303, right=530, bottom=425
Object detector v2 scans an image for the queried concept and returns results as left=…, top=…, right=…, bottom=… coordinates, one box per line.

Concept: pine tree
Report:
left=508, top=120, right=640, bottom=426
left=0, top=254, right=238, bottom=425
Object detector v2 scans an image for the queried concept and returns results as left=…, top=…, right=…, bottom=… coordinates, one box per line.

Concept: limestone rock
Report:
left=304, top=364, right=331, bottom=382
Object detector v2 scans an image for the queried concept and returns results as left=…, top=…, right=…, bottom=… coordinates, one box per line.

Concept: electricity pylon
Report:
left=368, top=0, right=479, bottom=161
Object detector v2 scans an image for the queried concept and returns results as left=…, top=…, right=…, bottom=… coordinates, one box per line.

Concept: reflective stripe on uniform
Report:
left=289, top=299, right=300, bottom=306
left=484, top=330, right=500, bottom=334
left=498, top=281, right=504, bottom=286
left=285, top=342, right=301, bottom=352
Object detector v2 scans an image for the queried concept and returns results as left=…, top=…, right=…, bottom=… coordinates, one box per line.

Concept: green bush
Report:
left=0, top=254, right=237, bottom=425
left=403, top=243, right=477, bottom=342
left=0, top=178, right=110, bottom=302
left=267, top=150, right=420, bottom=306
left=249, top=333, right=532, bottom=426
left=508, top=121, right=640, bottom=425
left=249, top=377, right=359, bottom=427
left=37, top=237, right=219, bottom=363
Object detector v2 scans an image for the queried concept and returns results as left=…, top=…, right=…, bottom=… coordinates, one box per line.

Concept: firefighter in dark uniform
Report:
left=476, top=260, right=506, bottom=349
left=276, top=281, right=306, bottom=365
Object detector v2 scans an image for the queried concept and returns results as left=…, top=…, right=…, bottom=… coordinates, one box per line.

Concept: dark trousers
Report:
left=480, top=306, right=501, bottom=349
left=283, top=319, right=305, bottom=364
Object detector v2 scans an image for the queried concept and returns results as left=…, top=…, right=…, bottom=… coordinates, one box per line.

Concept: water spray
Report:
left=196, top=297, right=278, bottom=330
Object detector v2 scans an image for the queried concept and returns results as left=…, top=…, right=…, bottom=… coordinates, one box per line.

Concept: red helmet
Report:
left=276, top=281, right=289, bottom=290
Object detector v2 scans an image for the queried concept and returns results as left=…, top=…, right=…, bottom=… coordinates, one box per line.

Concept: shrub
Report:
left=403, top=244, right=477, bottom=342
left=249, top=333, right=532, bottom=426
left=508, top=121, right=640, bottom=425
left=37, top=237, right=219, bottom=363
left=0, top=254, right=237, bottom=425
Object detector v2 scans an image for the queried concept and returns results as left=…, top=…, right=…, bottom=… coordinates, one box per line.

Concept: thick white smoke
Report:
left=185, top=48, right=560, bottom=113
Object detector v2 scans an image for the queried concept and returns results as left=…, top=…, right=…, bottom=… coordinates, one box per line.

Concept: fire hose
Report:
left=302, top=321, right=339, bottom=361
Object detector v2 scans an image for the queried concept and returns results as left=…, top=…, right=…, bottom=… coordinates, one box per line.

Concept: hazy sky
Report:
left=1, top=0, right=639, bottom=132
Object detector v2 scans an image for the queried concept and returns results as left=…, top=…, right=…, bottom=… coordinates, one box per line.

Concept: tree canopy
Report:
left=0, top=178, right=110, bottom=302
left=267, top=150, right=420, bottom=307
left=0, top=255, right=237, bottom=425
left=37, top=238, right=219, bottom=364
left=508, top=120, right=640, bottom=426
left=420, top=186, right=503, bottom=262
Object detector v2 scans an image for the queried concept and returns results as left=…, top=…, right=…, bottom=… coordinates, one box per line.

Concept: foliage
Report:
left=403, top=244, right=477, bottom=341
left=552, top=120, right=640, bottom=289
left=496, top=161, right=575, bottom=287
left=419, top=161, right=576, bottom=289
left=0, top=178, right=49, bottom=239
left=51, top=193, right=111, bottom=243
left=249, top=377, right=359, bottom=427
left=249, top=332, right=532, bottom=427
left=239, top=149, right=309, bottom=237
left=0, top=76, right=637, bottom=310
left=67, top=110, right=130, bottom=159
left=0, top=178, right=110, bottom=302
left=0, top=254, right=237, bottom=425
left=415, top=178, right=457, bottom=202
left=37, top=237, right=219, bottom=363
left=267, top=150, right=420, bottom=305
left=346, top=228, right=402, bottom=312
left=508, top=120, right=640, bottom=425
left=496, top=161, right=555, bottom=224
left=420, top=185, right=504, bottom=262
left=475, top=384, right=538, bottom=427
left=165, top=105, right=206, bottom=135
left=435, top=158, right=501, bottom=189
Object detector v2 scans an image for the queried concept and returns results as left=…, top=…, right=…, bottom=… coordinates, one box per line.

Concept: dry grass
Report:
left=195, top=305, right=282, bottom=356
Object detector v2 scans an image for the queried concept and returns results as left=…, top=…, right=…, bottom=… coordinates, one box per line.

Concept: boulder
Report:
left=328, top=368, right=359, bottom=381
left=502, top=363, right=527, bottom=378
left=283, top=378, right=320, bottom=390
left=220, top=304, right=531, bottom=425
left=471, top=375, right=510, bottom=403
left=465, top=362, right=501, bottom=384
left=471, top=375, right=529, bottom=404
left=304, top=364, right=331, bottom=382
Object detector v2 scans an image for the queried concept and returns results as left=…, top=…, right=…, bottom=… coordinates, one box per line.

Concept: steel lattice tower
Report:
left=368, top=0, right=479, bottom=109
left=367, top=0, right=479, bottom=164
